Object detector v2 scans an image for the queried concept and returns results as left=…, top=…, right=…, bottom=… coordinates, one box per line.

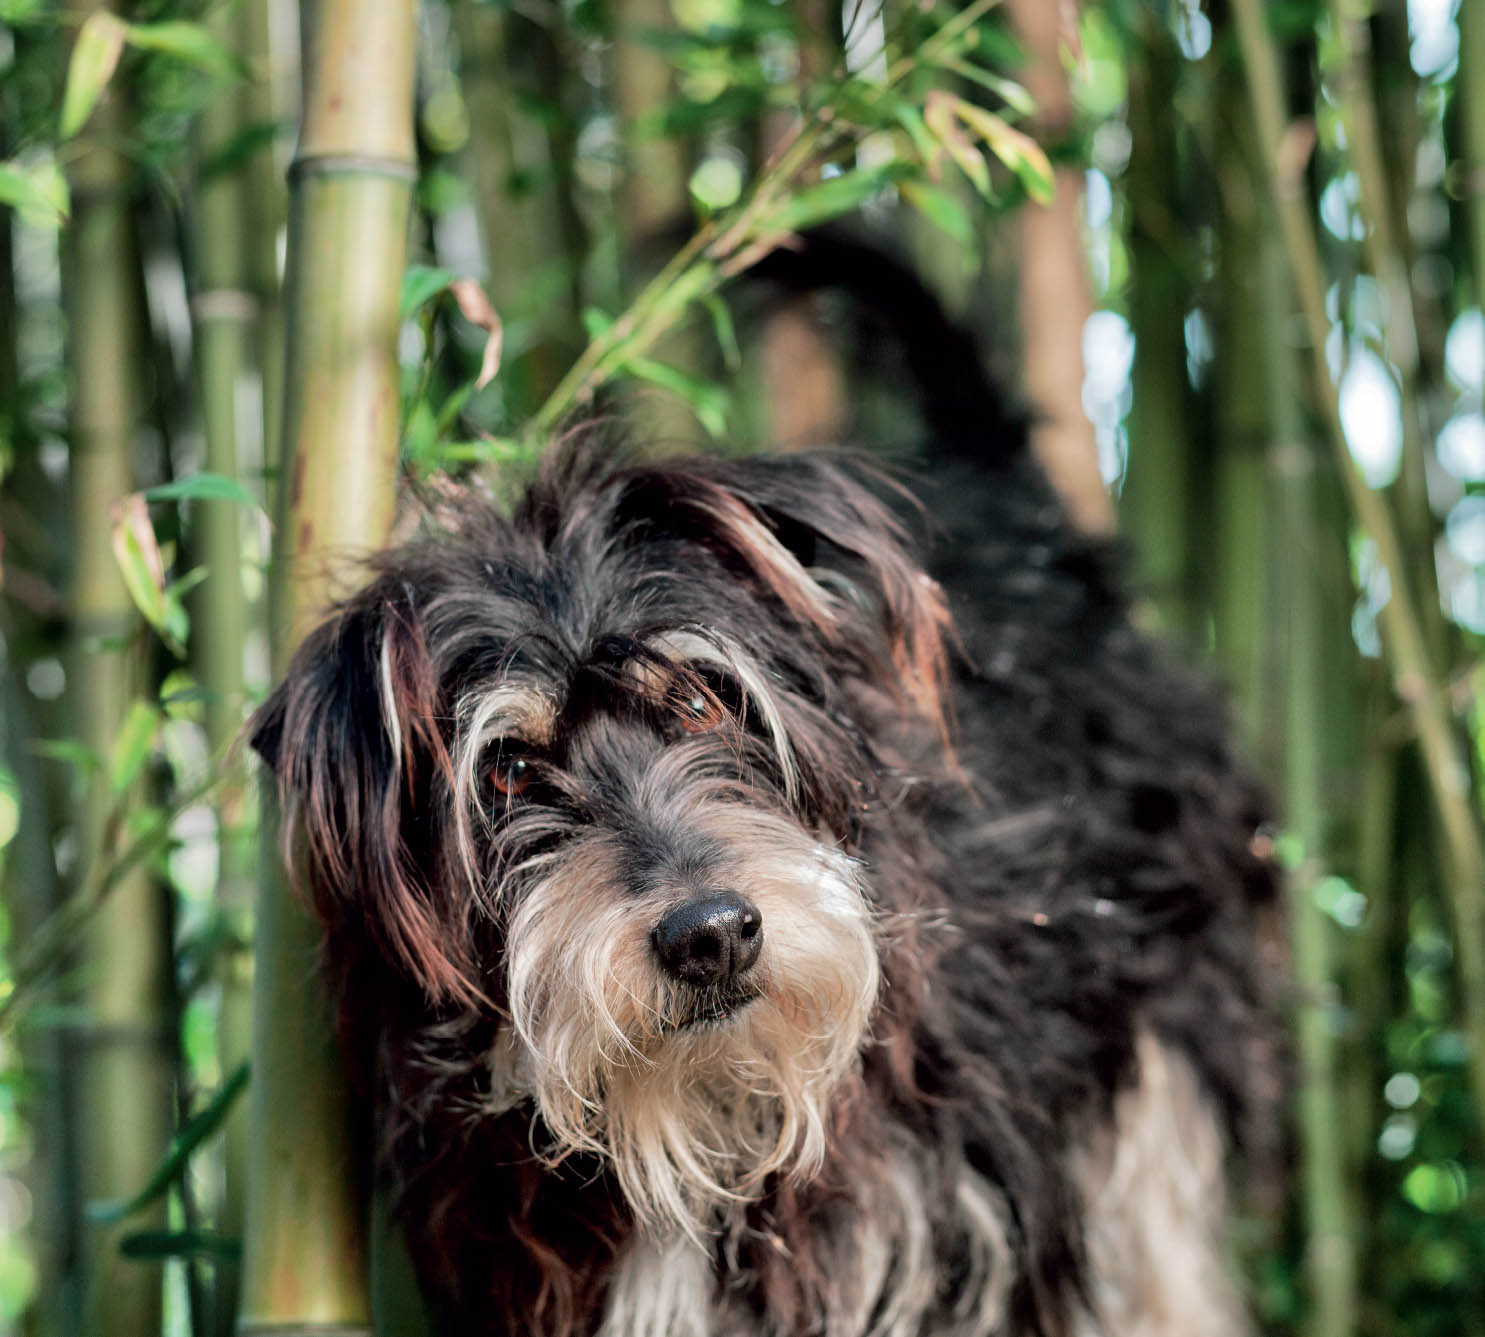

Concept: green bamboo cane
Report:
left=240, top=0, right=287, bottom=520
left=1120, top=10, right=1197, bottom=635
left=62, top=4, right=174, bottom=1333
left=238, top=1, right=416, bottom=1330
left=191, top=8, right=257, bottom=1330
left=1460, top=0, right=1485, bottom=328
left=1232, top=0, right=1485, bottom=1143
left=1325, top=0, right=1447, bottom=659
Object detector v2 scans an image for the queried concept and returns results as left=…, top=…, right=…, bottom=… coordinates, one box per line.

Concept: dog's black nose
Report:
left=652, top=892, right=763, bottom=986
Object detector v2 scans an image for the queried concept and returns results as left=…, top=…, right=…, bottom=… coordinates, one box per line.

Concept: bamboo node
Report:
left=288, top=153, right=418, bottom=184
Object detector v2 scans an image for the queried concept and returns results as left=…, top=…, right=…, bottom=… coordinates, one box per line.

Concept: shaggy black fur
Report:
left=252, top=237, right=1281, bottom=1337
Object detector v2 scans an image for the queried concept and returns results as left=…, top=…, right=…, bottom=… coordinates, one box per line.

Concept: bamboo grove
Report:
left=0, top=0, right=1481, bottom=1334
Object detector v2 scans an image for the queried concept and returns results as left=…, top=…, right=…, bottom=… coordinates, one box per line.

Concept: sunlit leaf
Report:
left=124, top=20, right=250, bottom=80
left=924, top=92, right=991, bottom=199
left=90, top=1063, right=250, bottom=1225
left=954, top=101, right=1054, bottom=205
left=110, top=493, right=169, bottom=639
left=59, top=11, right=128, bottom=140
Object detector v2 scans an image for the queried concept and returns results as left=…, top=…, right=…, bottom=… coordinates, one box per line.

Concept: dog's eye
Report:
left=490, top=755, right=534, bottom=798
left=680, top=691, right=725, bottom=734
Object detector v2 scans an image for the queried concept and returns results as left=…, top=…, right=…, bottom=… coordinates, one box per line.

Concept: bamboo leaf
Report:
left=941, top=59, right=1036, bottom=116
left=110, top=494, right=169, bottom=639
left=924, top=92, right=992, bottom=199
left=400, top=265, right=456, bottom=319
left=89, top=1063, right=251, bottom=1225
left=0, top=158, right=69, bottom=226
left=900, top=179, right=975, bottom=247
left=123, top=20, right=250, bottom=80
left=29, top=739, right=102, bottom=779
left=625, top=358, right=730, bottom=438
left=107, top=700, right=160, bottom=795
left=764, top=167, right=896, bottom=233
left=143, top=472, right=261, bottom=509
left=59, top=11, right=128, bottom=140
left=448, top=278, right=503, bottom=389
left=701, top=293, right=741, bottom=371
left=954, top=101, right=1055, bottom=205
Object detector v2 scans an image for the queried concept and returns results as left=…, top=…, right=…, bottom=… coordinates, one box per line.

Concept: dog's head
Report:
left=252, top=444, right=953, bottom=1235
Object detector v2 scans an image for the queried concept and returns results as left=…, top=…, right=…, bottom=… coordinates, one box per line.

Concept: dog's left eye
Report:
left=680, top=691, right=725, bottom=734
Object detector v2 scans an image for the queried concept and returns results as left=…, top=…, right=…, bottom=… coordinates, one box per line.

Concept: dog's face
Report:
left=253, top=448, right=952, bottom=1237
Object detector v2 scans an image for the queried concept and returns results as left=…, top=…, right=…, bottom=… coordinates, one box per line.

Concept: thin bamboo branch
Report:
left=527, top=0, right=1006, bottom=441
left=1232, top=0, right=1485, bottom=1139
left=239, top=0, right=416, bottom=1330
left=1325, top=0, right=1446, bottom=655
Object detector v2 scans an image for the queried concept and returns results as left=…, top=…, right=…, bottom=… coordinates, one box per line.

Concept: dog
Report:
left=251, top=243, right=1282, bottom=1337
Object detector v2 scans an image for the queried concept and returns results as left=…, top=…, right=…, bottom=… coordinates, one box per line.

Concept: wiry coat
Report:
left=254, top=435, right=1280, bottom=1337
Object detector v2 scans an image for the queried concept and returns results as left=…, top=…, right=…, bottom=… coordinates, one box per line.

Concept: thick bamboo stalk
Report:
left=62, top=5, right=174, bottom=1332
left=238, top=1, right=416, bottom=1330
left=1233, top=0, right=1485, bottom=1139
left=1006, top=0, right=1111, bottom=534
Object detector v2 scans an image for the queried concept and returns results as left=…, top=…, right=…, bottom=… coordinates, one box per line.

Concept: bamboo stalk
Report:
left=1121, top=8, right=1197, bottom=630
left=1461, top=0, right=1485, bottom=327
left=191, top=9, right=257, bottom=1331
left=1006, top=0, right=1111, bottom=535
left=1325, top=0, right=1446, bottom=658
left=238, top=0, right=416, bottom=1330
left=62, top=5, right=174, bottom=1333
left=241, top=0, right=288, bottom=519
left=1232, top=0, right=1485, bottom=1140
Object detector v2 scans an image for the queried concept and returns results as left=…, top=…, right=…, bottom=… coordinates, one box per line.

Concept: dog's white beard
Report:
left=503, top=808, right=880, bottom=1239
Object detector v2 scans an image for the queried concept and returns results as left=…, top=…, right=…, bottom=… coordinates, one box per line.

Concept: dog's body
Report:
left=254, top=253, right=1280, bottom=1337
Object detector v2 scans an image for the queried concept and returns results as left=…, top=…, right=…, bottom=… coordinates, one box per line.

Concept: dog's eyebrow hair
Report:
left=459, top=683, right=558, bottom=749
left=643, top=630, right=798, bottom=801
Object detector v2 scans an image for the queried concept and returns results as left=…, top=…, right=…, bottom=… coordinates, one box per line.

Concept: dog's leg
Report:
left=1071, top=1029, right=1251, bottom=1337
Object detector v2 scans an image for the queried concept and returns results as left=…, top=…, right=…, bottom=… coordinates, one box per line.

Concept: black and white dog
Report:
left=252, top=237, right=1281, bottom=1336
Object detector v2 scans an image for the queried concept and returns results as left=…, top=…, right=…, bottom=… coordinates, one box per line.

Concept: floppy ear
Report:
left=620, top=454, right=954, bottom=734
left=250, top=588, right=479, bottom=1007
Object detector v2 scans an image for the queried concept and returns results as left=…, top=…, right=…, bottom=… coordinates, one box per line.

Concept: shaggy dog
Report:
left=252, top=252, right=1281, bottom=1337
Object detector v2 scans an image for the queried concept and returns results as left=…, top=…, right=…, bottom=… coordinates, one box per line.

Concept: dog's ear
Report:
left=250, top=589, right=478, bottom=1007
left=622, top=455, right=954, bottom=733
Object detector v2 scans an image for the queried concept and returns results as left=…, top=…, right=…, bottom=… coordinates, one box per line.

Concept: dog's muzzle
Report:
left=652, top=891, right=764, bottom=987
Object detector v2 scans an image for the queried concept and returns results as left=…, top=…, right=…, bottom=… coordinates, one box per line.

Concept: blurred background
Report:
left=0, top=0, right=1482, bottom=1333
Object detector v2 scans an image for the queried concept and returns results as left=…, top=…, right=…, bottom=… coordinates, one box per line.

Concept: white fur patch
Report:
left=504, top=800, right=880, bottom=1241
left=1071, top=1030, right=1249, bottom=1337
